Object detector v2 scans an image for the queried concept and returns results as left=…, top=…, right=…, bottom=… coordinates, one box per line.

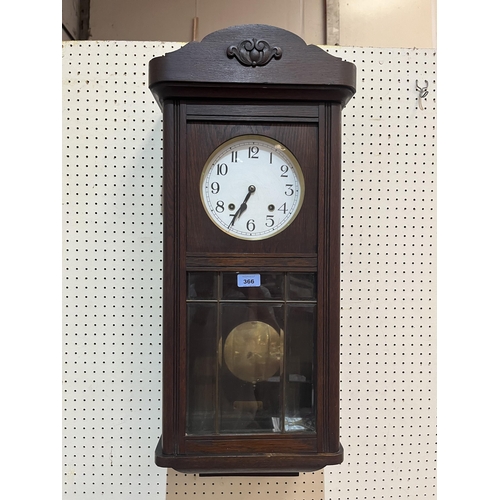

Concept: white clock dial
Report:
left=200, top=135, right=305, bottom=241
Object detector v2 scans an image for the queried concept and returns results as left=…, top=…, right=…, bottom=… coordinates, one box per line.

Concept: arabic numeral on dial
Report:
left=265, top=215, right=275, bottom=227
left=215, top=200, right=225, bottom=213
left=285, top=184, right=294, bottom=196
left=217, top=163, right=228, bottom=175
left=246, top=219, right=256, bottom=231
left=248, top=146, right=259, bottom=159
left=211, top=182, right=220, bottom=194
left=278, top=202, right=288, bottom=214
left=280, top=165, right=289, bottom=177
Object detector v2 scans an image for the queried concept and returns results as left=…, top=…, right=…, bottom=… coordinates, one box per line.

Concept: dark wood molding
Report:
left=149, top=24, right=355, bottom=107
left=227, top=37, right=283, bottom=67
left=155, top=440, right=343, bottom=474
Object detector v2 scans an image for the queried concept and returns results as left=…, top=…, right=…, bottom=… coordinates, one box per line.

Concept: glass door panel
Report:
left=284, top=303, right=316, bottom=432
left=219, top=302, right=283, bottom=433
left=186, top=271, right=317, bottom=436
left=186, top=302, right=217, bottom=434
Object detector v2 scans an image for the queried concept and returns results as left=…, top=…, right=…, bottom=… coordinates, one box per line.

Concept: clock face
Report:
left=200, top=135, right=305, bottom=240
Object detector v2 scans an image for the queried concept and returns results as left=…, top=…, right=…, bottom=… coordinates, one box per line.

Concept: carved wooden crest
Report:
left=227, top=38, right=282, bottom=67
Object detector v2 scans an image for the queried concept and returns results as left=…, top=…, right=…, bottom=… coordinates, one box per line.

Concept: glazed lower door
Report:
left=186, top=271, right=317, bottom=438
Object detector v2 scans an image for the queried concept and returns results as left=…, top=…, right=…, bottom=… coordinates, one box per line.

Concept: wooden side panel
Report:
left=160, top=101, right=185, bottom=456
left=325, top=103, right=342, bottom=453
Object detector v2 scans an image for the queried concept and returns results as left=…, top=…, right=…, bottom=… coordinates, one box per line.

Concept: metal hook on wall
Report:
left=416, top=80, right=429, bottom=110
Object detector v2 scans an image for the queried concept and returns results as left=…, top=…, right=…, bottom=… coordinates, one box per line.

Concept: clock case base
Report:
left=155, top=439, right=343, bottom=475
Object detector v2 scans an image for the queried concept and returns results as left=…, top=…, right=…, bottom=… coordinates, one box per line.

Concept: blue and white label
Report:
left=237, top=274, right=261, bottom=288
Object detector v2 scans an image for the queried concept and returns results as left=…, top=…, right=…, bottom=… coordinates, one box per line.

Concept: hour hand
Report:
left=229, top=185, right=256, bottom=228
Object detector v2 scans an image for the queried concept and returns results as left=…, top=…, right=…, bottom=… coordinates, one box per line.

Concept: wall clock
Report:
left=149, top=24, right=356, bottom=475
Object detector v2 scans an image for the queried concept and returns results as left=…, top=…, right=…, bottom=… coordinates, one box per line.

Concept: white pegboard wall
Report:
left=62, top=41, right=183, bottom=497
left=326, top=46, right=436, bottom=500
left=62, top=42, right=436, bottom=499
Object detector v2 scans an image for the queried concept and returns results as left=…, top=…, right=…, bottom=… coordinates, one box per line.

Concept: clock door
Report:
left=165, top=102, right=329, bottom=466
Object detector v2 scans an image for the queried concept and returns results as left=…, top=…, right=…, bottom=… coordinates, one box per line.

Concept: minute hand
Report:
left=229, top=185, right=256, bottom=228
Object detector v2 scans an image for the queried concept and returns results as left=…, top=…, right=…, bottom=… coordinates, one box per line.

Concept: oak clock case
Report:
left=149, top=24, right=356, bottom=475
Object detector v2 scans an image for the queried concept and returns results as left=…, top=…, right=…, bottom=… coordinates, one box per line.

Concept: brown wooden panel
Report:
left=185, top=120, right=318, bottom=254
left=184, top=435, right=317, bottom=454
left=186, top=103, right=319, bottom=121
left=186, top=253, right=317, bottom=271
left=324, top=103, right=342, bottom=453
left=160, top=100, right=179, bottom=456
left=315, top=103, right=342, bottom=453
left=155, top=440, right=343, bottom=474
